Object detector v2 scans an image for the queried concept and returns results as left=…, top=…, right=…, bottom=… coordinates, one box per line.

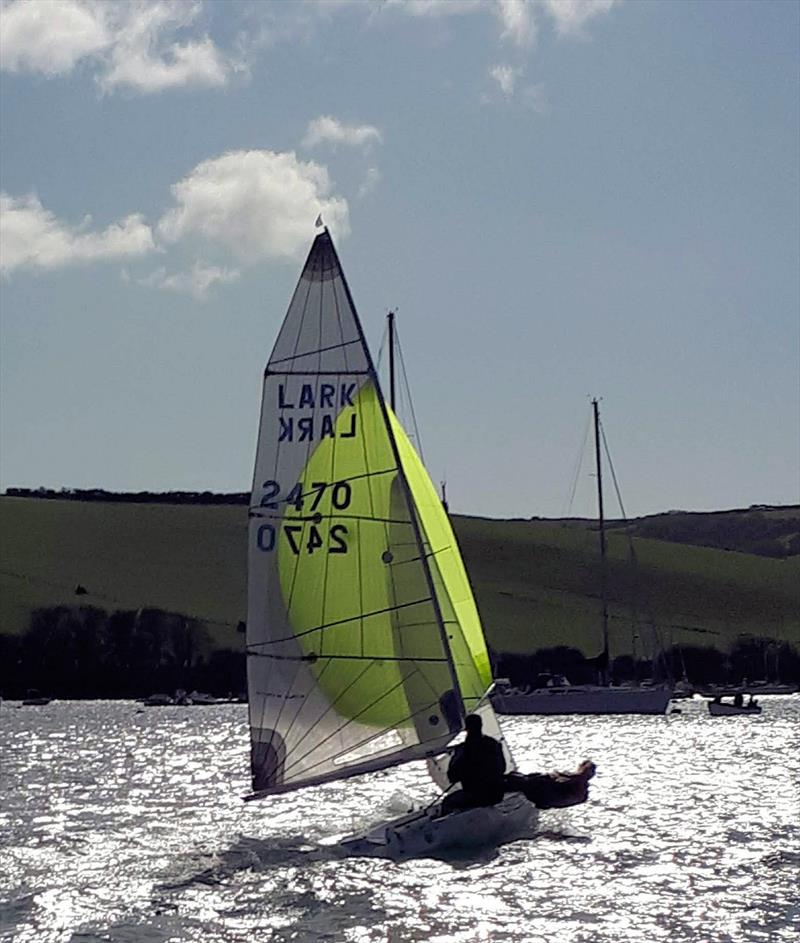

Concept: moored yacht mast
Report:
left=387, top=309, right=396, bottom=410
left=592, top=397, right=610, bottom=685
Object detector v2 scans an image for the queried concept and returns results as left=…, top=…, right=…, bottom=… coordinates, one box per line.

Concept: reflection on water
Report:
left=1, top=698, right=798, bottom=942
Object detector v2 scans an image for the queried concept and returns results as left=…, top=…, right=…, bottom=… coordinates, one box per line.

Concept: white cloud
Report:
left=544, top=0, right=619, bottom=36
left=138, top=261, right=240, bottom=299
left=489, top=63, right=521, bottom=97
left=384, top=0, right=482, bottom=16
left=0, top=0, right=237, bottom=93
left=521, top=81, right=548, bottom=113
left=496, top=0, right=537, bottom=46
left=303, top=116, right=383, bottom=151
left=101, top=1, right=232, bottom=93
left=0, top=192, right=155, bottom=275
left=358, top=167, right=381, bottom=199
left=0, top=0, right=109, bottom=74
left=379, top=0, right=618, bottom=46
left=157, top=150, right=350, bottom=263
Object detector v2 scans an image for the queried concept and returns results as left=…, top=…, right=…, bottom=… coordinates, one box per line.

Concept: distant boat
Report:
left=492, top=400, right=672, bottom=717
left=21, top=696, right=52, bottom=706
left=708, top=697, right=762, bottom=716
left=187, top=691, right=220, bottom=705
left=698, top=682, right=798, bottom=698
left=744, top=682, right=798, bottom=695
left=243, top=229, right=542, bottom=856
left=142, top=693, right=174, bottom=706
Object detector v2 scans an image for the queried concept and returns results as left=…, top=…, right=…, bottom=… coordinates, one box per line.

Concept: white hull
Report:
left=708, top=702, right=762, bottom=716
left=492, top=685, right=672, bottom=716
left=339, top=793, right=536, bottom=859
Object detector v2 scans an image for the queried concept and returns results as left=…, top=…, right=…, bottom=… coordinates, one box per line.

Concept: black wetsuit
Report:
left=443, top=733, right=506, bottom=812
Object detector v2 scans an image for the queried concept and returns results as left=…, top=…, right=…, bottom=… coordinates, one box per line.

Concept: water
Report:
left=1, top=698, right=798, bottom=943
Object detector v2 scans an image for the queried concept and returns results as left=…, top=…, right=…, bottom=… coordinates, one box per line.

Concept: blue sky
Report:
left=1, top=0, right=798, bottom=519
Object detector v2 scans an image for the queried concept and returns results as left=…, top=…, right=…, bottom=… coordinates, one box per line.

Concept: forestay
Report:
left=246, top=230, right=508, bottom=800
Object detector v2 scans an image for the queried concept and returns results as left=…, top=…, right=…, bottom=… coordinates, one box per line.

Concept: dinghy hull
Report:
left=340, top=793, right=535, bottom=859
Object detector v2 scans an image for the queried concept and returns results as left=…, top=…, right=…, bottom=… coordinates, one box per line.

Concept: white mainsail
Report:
left=246, top=230, right=510, bottom=800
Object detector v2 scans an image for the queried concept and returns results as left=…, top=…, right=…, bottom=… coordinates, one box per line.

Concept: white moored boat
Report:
left=243, top=226, right=538, bottom=856
left=493, top=682, right=672, bottom=716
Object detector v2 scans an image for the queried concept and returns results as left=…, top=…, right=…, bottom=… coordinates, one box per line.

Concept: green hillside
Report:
left=1, top=496, right=798, bottom=658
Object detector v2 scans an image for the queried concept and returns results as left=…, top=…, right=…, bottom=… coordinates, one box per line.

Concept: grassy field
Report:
left=1, top=497, right=798, bottom=657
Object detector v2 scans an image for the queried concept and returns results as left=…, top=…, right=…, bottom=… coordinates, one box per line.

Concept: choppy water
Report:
left=1, top=697, right=798, bottom=943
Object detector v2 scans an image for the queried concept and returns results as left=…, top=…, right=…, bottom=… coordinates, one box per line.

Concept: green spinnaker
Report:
left=277, top=380, right=490, bottom=728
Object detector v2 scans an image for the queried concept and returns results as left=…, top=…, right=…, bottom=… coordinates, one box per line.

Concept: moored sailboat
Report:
left=243, top=228, right=544, bottom=855
left=492, top=399, right=672, bottom=716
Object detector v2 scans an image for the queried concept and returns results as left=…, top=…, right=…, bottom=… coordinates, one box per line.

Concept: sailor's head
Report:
left=464, top=714, right=483, bottom=736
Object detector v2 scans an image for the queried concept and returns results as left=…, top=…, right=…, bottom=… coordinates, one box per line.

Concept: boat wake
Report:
left=155, top=834, right=345, bottom=890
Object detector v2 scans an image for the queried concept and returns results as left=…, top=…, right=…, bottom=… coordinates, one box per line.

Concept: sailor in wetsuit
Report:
left=442, top=713, right=506, bottom=814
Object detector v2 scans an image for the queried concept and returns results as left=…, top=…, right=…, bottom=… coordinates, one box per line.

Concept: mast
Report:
left=592, top=397, right=610, bottom=685
left=388, top=310, right=396, bottom=410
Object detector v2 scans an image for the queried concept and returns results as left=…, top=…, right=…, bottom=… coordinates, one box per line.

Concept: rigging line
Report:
left=395, top=334, right=426, bottom=466
left=251, top=466, right=398, bottom=510
left=564, top=408, right=592, bottom=517
left=248, top=468, right=398, bottom=514
left=267, top=338, right=362, bottom=366
left=250, top=510, right=411, bottom=527
left=599, top=422, right=629, bottom=522
left=250, top=511, right=420, bottom=533
left=247, top=596, right=434, bottom=646
left=599, top=424, right=666, bottom=671
left=374, top=319, right=389, bottom=376
left=598, top=420, right=640, bottom=650
left=278, top=673, right=443, bottom=782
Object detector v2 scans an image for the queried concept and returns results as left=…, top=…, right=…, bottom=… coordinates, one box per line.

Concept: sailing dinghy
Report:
left=244, top=228, right=535, bottom=856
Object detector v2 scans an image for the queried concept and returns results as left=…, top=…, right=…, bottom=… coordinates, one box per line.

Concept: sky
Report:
left=1, top=0, right=798, bottom=520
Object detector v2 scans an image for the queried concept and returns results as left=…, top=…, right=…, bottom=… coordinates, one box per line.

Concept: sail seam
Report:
left=247, top=652, right=451, bottom=663
left=264, top=369, right=370, bottom=377
left=248, top=511, right=421, bottom=527
left=272, top=659, right=379, bottom=773
left=276, top=673, right=438, bottom=782
left=268, top=337, right=361, bottom=366
left=247, top=596, right=434, bottom=646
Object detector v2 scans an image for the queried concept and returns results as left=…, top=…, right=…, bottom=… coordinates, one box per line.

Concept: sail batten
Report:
left=247, top=229, right=508, bottom=797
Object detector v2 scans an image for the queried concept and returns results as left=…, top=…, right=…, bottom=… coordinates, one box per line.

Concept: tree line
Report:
left=0, top=605, right=245, bottom=699
left=4, top=488, right=249, bottom=505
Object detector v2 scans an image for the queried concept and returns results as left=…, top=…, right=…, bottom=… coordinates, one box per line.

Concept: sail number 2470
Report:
left=256, top=479, right=351, bottom=555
